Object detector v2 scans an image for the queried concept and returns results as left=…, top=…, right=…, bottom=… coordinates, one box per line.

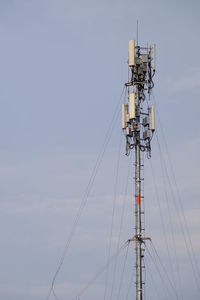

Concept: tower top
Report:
left=122, top=39, right=156, bottom=157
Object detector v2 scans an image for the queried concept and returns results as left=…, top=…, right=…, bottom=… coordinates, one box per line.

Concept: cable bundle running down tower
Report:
left=122, top=40, right=156, bottom=300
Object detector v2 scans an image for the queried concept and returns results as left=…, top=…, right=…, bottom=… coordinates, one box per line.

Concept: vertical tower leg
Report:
left=135, top=137, right=142, bottom=300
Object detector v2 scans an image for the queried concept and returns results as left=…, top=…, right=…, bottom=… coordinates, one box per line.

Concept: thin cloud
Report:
left=168, top=69, right=200, bottom=94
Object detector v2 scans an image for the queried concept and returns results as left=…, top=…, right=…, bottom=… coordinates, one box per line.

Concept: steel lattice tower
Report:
left=122, top=39, right=156, bottom=300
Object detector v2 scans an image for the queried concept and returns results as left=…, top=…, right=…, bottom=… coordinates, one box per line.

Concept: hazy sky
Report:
left=0, top=1, right=200, bottom=300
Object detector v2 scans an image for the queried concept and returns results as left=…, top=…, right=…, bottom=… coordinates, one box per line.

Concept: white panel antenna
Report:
left=122, top=104, right=128, bottom=129
left=129, top=39, right=135, bottom=66
left=129, top=92, right=135, bottom=119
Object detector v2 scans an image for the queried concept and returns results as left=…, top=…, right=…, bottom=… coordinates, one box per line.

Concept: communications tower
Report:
left=122, top=40, right=156, bottom=300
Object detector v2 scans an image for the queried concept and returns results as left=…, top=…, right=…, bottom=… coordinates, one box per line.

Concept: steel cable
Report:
left=107, top=153, right=132, bottom=300
left=155, top=133, right=184, bottom=300
left=144, top=257, right=161, bottom=300
left=145, top=243, right=179, bottom=300
left=125, top=266, right=134, bottom=300
left=73, top=241, right=129, bottom=300
left=149, top=241, right=181, bottom=300
left=103, top=130, right=123, bottom=300
left=116, top=243, right=129, bottom=300
left=46, top=86, right=126, bottom=300
left=155, top=131, right=200, bottom=293
left=148, top=159, right=176, bottom=283
left=152, top=92, right=200, bottom=286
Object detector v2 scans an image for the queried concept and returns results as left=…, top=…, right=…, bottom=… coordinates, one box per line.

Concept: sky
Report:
left=0, top=0, right=200, bottom=300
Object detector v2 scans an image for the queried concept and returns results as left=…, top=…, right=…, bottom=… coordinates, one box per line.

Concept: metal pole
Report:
left=135, top=84, right=142, bottom=300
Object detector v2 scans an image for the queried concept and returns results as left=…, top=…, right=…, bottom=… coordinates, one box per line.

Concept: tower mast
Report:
left=122, top=39, right=156, bottom=300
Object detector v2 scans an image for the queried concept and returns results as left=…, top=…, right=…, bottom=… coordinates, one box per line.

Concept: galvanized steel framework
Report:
left=122, top=40, right=156, bottom=300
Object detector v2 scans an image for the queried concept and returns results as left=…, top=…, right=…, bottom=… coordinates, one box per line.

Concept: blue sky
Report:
left=0, top=1, right=200, bottom=300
